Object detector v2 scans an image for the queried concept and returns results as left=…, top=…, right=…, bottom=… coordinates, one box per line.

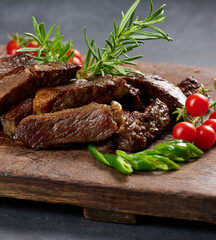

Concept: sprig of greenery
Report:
left=17, top=17, right=74, bottom=64
left=82, top=0, right=173, bottom=78
left=7, top=33, right=32, bottom=47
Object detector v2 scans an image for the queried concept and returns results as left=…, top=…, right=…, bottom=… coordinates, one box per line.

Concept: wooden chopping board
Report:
left=0, top=45, right=216, bottom=224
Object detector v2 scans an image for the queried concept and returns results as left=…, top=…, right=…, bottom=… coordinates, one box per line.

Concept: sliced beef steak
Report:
left=31, top=62, right=81, bottom=87
left=33, top=74, right=143, bottom=114
left=0, top=66, right=36, bottom=114
left=126, top=74, right=187, bottom=113
left=15, top=101, right=124, bottom=149
left=1, top=98, right=33, bottom=137
left=0, top=53, right=35, bottom=77
left=112, top=98, right=170, bottom=152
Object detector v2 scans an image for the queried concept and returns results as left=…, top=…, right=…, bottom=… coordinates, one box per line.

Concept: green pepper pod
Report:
left=116, top=150, right=156, bottom=170
left=132, top=154, right=170, bottom=170
left=154, top=142, right=203, bottom=162
left=88, top=144, right=111, bottom=166
left=117, top=150, right=170, bottom=171
left=104, top=154, right=133, bottom=175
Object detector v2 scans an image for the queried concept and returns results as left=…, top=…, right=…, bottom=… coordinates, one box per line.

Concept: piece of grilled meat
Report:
left=33, top=74, right=143, bottom=114
left=0, top=53, right=36, bottom=77
left=0, top=66, right=36, bottom=114
left=126, top=74, right=187, bottom=113
left=179, top=76, right=201, bottom=97
left=31, top=62, right=82, bottom=87
left=1, top=98, right=33, bottom=137
left=15, top=101, right=124, bottom=149
left=112, top=98, right=170, bottom=152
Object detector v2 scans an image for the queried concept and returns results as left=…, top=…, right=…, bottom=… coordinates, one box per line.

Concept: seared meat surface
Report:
left=112, top=98, right=170, bottom=152
left=1, top=98, right=33, bottom=137
left=31, top=62, right=81, bottom=87
left=0, top=53, right=35, bottom=77
left=15, top=101, right=124, bottom=149
left=179, top=76, right=201, bottom=97
left=33, top=74, right=142, bottom=114
left=126, top=74, right=187, bottom=113
left=0, top=66, right=36, bottom=114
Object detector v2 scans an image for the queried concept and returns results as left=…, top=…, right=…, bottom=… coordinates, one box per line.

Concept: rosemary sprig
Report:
left=17, top=17, right=74, bottom=64
left=82, top=0, right=173, bottom=78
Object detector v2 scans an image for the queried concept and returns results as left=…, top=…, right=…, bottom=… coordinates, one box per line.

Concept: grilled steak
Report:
left=33, top=74, right=142, bottom=114
left=15, top=101, right=124, bottom=149
left=179, top=76, right=201, bottom=97
left=126, top=74, right=187, bottom=113
left=1, top=98, right=33, bottom=137
left=31, top=62, right=82, bottom=87
left=112, top=98, right=170, bottom=152
left=0, top=66, right=36, bottom=114
left=0, top=53, right=35, bottom=77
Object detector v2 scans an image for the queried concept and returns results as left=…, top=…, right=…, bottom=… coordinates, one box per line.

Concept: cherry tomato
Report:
left=194, top=125, right=216, bottom=149
left=203, top=119, right=216, bottom=132
left=209, top=111, right=216, bottom=119
left=172, top=122, right=197, bottom=143
left=185, top=93, right=209, bottom=116
left=73, top=49, right=82, bottom=61
left=67, top=49, right=82, bottom=63
left=6, top=40, right=20, bottom=55
left=72, top=56, right=82, bottom=65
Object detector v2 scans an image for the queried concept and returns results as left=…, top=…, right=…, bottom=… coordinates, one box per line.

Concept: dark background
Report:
left=0, top=0, right=216, bottom=239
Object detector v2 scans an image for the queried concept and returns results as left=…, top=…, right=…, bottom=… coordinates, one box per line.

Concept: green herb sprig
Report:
left=17, top=17, right=74, bottom=64
left=82, top=0, right=173, bottom=78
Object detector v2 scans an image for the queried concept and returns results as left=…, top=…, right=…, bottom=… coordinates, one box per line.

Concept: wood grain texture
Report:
left=0, top=45, right=216, bottom=224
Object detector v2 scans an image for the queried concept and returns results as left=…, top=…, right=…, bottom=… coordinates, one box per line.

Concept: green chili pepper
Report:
left=116, top=150, right=156, bottom=170
left=104, top=154, right=133, bottom=175
left=133, top=152, right=179, bottom=170
left=88, top=144, right=111, bottom=166
left=154, top=141, right=203, bottom=162
left=116, top=150, right=177, bottom=171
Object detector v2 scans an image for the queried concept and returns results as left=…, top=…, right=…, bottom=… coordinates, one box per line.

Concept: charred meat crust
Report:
left=0, top=53, right=36, bottom=77
left=125, top=74, right=187, bottom=113
left=15, top=101, right=123, bottom=149
left=1, top=98, right=33, bottom=137
left=31, top=62, right=82, bottom=87
left=112, top=98, right=170, bottom=152
left=179, top=76, right=201, bottom=97
left=0, top=66, right=36, bottom=114
left=33, top=74, right=142, bottom=114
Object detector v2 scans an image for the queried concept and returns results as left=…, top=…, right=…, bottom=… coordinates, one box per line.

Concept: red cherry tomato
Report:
left=209, top=111, right=216, bottom=119
left=72, top=56, right=82, bottom=65
left=172, top=122, right=197, bottom=143
left=194, top=125, right=216, bottom=149
left=203, top=119, right=216, bottom=132
left=6, top=40, right=20, bottom=55
left=73, top=49, right=82, bottom=61
left=68, top=56, right=82, bottom=65
left=185, top=93, right=209, bottom=116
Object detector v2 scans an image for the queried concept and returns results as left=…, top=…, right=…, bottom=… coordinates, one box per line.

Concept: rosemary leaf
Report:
left=81, top=0, right=173, bottom=78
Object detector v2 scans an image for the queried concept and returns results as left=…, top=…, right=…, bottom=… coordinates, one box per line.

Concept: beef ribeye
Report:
left=15, top=101, right=124, bottom=149
left=33, top=74, right=142, bottom=114
left=0, top=53, right=35, bottom=77
left=0, top=66, right=36, bottom=114
left=31, top=62, right=81, bottom=87
left=126, top=74, right=187, bottom=113
left=1, top=98, right=33, bottom=137
left=112, top=98, right=170, bottom=152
